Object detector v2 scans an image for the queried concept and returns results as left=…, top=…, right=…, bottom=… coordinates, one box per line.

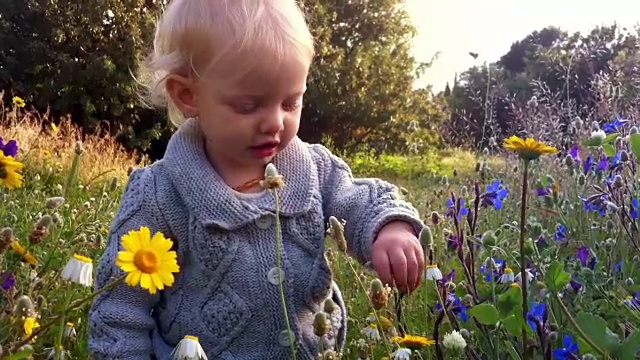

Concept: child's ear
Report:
left=165, top=74, right=198, bottom=118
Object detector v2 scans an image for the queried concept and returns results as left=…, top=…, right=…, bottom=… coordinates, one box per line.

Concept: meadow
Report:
left=1, top=95, right=640, bottom=360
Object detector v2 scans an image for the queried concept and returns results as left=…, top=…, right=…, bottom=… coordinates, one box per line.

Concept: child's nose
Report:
left=259, top=110, right=285, bottom=134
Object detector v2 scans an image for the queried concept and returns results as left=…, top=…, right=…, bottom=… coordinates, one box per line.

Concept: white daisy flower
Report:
left=63, top=322, right=77, bottom=338
left=361, top=324, right=381, bottom=341
left=425, top=264, right=443, bottom=281
left=61, top=254, right=94, bottom=287
left=171, top=335, right=208, bottom=360
left=499, top=267, right=515, bottom=283
left=392, top=348, right=412, bottom=360
left=515, top=269, right=534, bottom=285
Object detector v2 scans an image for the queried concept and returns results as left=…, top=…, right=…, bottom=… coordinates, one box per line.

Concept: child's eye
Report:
left=282, top=99, right=302, bottom=112
left=233, top=102, right=258, bottom=114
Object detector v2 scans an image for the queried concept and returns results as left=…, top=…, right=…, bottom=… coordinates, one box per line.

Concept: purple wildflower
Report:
left=0, top=137, right=19, bottom=157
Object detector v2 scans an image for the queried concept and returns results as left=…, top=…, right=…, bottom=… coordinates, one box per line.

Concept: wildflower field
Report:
left=2, top=95, right=640, bottom=360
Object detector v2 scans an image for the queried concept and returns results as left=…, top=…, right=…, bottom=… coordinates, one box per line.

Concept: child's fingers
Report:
left=372, top=249, right=393, bottom=288
left=411, top=246, right=425, bottom=291
left=405, top=249, right=419, bottom=294
left=389, top=248, right=408, bottom=293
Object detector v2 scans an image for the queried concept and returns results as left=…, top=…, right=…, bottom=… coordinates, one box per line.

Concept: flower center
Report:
left=133, top=249, right=160, bottom=273
left=0, top=165, right=7, bottom=179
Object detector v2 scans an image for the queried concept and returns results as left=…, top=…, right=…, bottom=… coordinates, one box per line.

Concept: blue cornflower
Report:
left=631, top=198, right=638, bottom=219
left=603, top=115, right=628, bottom=133
left=436, top=294, right=469, bottom=323
left=445, top=198, right=469, bottom=221
left=480, top=258, right=504, bottom=282
left=554, top=224, right=567, bottom=241
left=527, top=301, right=547, bottom=332
left=553, top=334, right=579, bottom=359
left=583, top=155, right=594, bottom=174
left=481, top=179, right=509, bottom=210
left=569, top=145, right=581, bottom=162
left=624, top=292, right=640, bottom=311
left=576, top=246, right=597, bottom=269
left=579, top=195, right=608, bottom=216
left=0, top=137, right=18, bottom=157
left=1, top=272, right=15, bottom=291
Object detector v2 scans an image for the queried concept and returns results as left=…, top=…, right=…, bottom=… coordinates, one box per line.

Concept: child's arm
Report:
left=88, top=169, right=171, bottom=360
left=310, top=144, right=424, bottom=264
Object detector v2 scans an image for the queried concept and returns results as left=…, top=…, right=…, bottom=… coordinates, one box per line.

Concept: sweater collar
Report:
left=163, top=118, right=316, bottom=230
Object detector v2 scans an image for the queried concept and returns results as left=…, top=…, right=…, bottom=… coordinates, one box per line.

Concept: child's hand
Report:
left=371, top=221, right=424, bottom=294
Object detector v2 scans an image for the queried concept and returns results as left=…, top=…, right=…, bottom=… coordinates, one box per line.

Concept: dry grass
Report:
left=1, top=94, right=148, bottom=184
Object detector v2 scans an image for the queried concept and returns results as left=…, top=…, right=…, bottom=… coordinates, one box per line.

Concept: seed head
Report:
left=13, top=295, right=35, bottom=317
left=74, top=141, right=84, bottom=155
left=577, top=174, right=587, bottom=186
left=419, top=226, right=433, bottom=250
left=327, top=217, right=347, bottom=253
left=323, top=298, right=338, bottom=314
left=430, top=211, right=441, bottom=226
left=313, top=312, right=331, bottom=337
left=620, top=150, right=630, bottom=162
left=481, top=230, right=497, bottom=247
left=261, top=163, right=285, bottom=190
left=109, top=177, right=119, bottom=192
left=45, top=197, right=65, bottom=210
left=0, top=227, right=14, bottom=254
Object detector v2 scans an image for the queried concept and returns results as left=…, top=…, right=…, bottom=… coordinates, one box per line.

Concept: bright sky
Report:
left=405, top=0, right=640, bottom=92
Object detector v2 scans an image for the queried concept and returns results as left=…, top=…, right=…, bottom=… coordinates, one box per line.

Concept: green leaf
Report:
left=575, top=312, right=621, bottom=355
left=617, top=329, right=640, bottom=360
left=544, top=261, right=571, bottom=293
left=469, top=303, right=501, bottom=325
left=604, top=133, right=619, bottom=144
left=497, top=285, right=523, bottom=319
left=6, top=347, right=34, bottom=360
left=502, top=314, right=526, bottom=337
left=602, top=143, right=617, bottom=157
left=630, top=133, right=640, bottom=163
left=581, top=137, right=603, bottom=147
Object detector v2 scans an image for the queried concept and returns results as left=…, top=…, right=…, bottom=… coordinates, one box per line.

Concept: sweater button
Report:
left=267, top=267, right=284, bottom=285
left=256, top=215, right=272, bottom=229
left=278, top=329, right=294, bottom=347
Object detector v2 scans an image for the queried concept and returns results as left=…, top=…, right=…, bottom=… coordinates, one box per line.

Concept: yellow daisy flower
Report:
left=116, top=226, right=180, bottom=295
left=0, top=152, right=24, bottom=190
left=23, top=316, right=40, bottom=341
left=10, top=241, right=39, bottom=266
left=391, top=334, right=436, bottom=350
left=12, top=96, right=25, bottom=108
left=503, top=135, right=558, bottom=161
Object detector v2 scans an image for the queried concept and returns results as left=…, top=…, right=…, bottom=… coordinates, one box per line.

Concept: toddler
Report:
left=88, top=0, right=425, bottom=359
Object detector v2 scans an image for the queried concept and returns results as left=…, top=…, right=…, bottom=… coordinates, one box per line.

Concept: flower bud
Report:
left=430, top=211, right=441, bottom=226
left=313, top=312, right=331, bottom=337
left=631, top=126, right=639, bottom=135
left=323, top=298, right=338, bottom=314
left=583, top=354, right=597, bottom=360
left=546, top=331, right=558, bottom=342
left=577, top=174, right=587, bottom=186
left=459, top=328, right=471, bottom=338
left=419, top=226, right=433, bottom=249
left=625, top=278, right=634, bottom=286
left=481, top=230, right=497, bottom=247
left=13, top=295, right=35, bottom=317
left=563, top=154, right=575, bottom=167
left=74, top=141, right=84, bottom=155
left=620, top=150, right=630, bottom=162
left=45, top=197, right=65, bottom=210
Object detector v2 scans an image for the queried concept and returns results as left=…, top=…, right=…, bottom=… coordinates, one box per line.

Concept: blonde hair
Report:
left=137, top=0, right=315, bottom=126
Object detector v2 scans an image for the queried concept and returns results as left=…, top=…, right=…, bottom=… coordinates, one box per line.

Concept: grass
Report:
left=2, top=104, right=640, bottom=360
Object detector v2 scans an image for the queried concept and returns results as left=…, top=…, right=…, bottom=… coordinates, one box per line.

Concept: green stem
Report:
left=273, top=190, right=297, bottom=360
left=519, top=160, right=530, bottom=360
left=54, top=286, right=74, bottom=360
left=553, top=294, right=611, bottom=360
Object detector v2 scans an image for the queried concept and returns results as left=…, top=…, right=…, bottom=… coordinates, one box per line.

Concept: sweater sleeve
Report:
left=309, top=144, right=425, bottom=265
left=88, top=168, right=169, bottom=360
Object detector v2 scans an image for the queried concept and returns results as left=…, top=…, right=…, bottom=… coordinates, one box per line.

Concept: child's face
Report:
left=193, top=54, right=310, bottom=170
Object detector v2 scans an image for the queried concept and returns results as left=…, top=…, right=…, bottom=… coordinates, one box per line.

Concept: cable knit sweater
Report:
left=88, top=118, right=424, bottom=360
